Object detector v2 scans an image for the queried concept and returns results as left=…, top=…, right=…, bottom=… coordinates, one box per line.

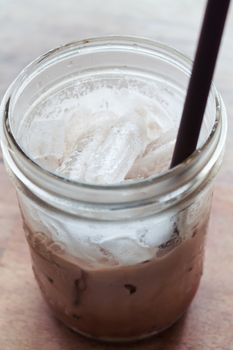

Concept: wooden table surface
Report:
left=0, top=1, right=233, bottom=349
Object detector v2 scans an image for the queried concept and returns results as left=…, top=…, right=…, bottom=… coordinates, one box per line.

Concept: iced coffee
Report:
left=18, top=79, right=212, bottom=340
left=0, top=38, right=226, bottom=342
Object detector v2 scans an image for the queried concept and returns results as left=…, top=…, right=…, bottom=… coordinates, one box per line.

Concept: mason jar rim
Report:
left=0, top=36, right=227, bottom=206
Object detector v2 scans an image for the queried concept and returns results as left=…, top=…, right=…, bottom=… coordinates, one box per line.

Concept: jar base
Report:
left=53, top=311, right=186, bottom=343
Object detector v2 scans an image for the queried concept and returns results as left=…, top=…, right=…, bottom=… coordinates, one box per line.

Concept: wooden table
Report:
left=0, top=1, right=233, bottom=349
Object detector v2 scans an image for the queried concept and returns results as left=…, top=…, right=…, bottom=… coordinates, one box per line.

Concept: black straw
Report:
left=170, top=0, right=230, bottom=167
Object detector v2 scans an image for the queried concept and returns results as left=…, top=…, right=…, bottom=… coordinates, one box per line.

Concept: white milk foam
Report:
left=18, top=81, right=179, bottom=184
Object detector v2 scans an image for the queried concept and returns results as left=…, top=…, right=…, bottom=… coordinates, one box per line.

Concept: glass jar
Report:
left=0, top=37, right=227, bottom=342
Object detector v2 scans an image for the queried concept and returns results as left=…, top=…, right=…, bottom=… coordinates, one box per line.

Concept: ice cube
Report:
left=58, top=113, right=148, bottom=184
left=99, top=236, right=155, bottom=265
left=26, top=119, right=65, bottom=160
left=127, top=140, right=175, bottom=179
left=143, top=129, right=176, bottom=156
left=34, top=155, right=61, bottom=171
left=64, top=110, right=119, bottom=156
left=57, top=131, right=108, bottom=181
left=147, top=104, right=173, bottom=133
left=83, top=115, right=147, bottom=184
left=136, top=218, right=174, bottom=247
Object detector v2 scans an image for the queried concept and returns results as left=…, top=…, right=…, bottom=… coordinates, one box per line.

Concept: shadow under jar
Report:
left=0, top=37, right=227, bottom=342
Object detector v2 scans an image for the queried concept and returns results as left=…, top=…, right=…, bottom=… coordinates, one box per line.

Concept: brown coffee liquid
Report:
left=24, top=219, right=208, bottom=342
